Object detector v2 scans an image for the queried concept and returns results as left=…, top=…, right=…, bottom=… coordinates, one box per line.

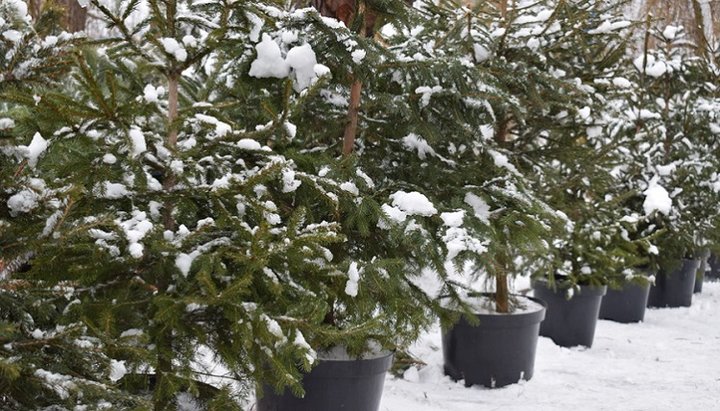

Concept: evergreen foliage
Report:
left=274, top=0, right=569, bottom=318
left=489, top=0, right=650, bottom=288
left=1, top=0, right=398, bottom=407
left=1, top=4, right=128, bottom=409
left=609, top=22, right=720, bottom=272
left=4, top=0, right=720, bottom=408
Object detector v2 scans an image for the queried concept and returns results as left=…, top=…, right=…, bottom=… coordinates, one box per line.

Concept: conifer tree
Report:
left=239, top=2, right=455, bottom=354
left=1, top=0, right=403, bottom=407
left=0, top=3, right=130, bottom=409
left=273, top=0, right=573, bottom=317
left=376, top=0, right=566, bottom=313
left=354, top=0, right=647, bottom=310
left=490, top=0, right=649, bottom=288
left=3, top=0, right=480, bottom=406
left=610, top=23, right=720, bottom=271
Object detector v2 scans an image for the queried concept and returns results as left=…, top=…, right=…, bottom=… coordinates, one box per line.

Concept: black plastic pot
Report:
left=694, top=270, right=704, bottom=293
left=256, top=351, right=393, bottom=411
left=708, top=253, right=720, bottom=280
left=648, top=259, right=699, bottom=308
left=694, top=251, right=710, bottom=293
left=441, top=294, right=546, bottom=388
left=599, top=281, right=651, bottom=323
left=532, top=281, right=606, bottom=348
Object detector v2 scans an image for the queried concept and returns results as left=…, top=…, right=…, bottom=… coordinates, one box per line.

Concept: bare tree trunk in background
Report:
left=496, top=0, right=508, bottom=19
left=638, top=0, right=719, bottom=55
left=712, top=1, right=720, bottom=43
left=29, top=0, right=43, bottom=20
left=61, top=0, right=88, bottom=32
left=28, top=0, right=87, bottom=32
left=690, top=0, right=709, bottom=57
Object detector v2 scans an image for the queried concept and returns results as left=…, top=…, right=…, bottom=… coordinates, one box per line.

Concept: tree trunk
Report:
left=342, top=78, right=362, bottom=156
left=155, top=0, right=180, bottom=398
left=492, top=114, right=512, bottom=313
left=496, top=0, right=509, bottom=19
left=62, top=0, right=87, bottom=32
left=154, top=330, right=174, bottom=411
left=29, top=0, right=87, bottom=32
left=495, top=272, right=510, bottom=313
left=690, top=0, right=709, bottom=58
left=636, top=0, right=719, bottom=55
left=153, top=75, right=178, bottom=411
left=29, top=0, right=42, bottom=21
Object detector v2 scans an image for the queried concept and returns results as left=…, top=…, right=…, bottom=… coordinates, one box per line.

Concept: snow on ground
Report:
left=381, top=280, right=720, bottom=411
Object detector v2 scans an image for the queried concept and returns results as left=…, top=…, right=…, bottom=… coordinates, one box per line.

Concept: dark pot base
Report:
left=256, top=351, right=393, bottom=411
left=599, top=281, right=650, bottom=323
left=441, top=294, right=546, bottom=388
left=648, top=259, right=699, bottom=308
left=694, top=272, right=704, bottom=294
left=532, top=281, right=606, bottom=348
left=708, top=253, right=720, bottom=280
left=694, top=253, right=708, bottom=293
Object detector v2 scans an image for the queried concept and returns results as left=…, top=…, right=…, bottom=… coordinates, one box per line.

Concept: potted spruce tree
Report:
left=211, top=1, right=528, bottom=409
left=2, top=0, right=431, bottom=409
left=327, top=0, right=569, bottom=388
left=466, top=0, right=636, bottom=347
left=598, top=241, right=656, bottom=323
left=0, top=4, right=143, bottom=409
left=689, top=52, right=720, bottom=294
left=592, top=45, right=661, bottom=323
left=517, top=0, right=632, bottom=346
left=244, top=5, right=446, bottom=410
left=514, top=2, right=677, bottom=329
left=701, top=45, right=720, bottom=283
left=611, top=24, right=720, bottom=309
left=232, top=0, right=564, bottom=391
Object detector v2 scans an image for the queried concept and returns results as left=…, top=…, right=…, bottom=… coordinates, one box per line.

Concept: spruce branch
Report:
left=89, top=0, right=155, bottom=63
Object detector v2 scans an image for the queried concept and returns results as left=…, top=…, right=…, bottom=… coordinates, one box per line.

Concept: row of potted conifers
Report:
left=256, top=258, right=714, bottom=411
left=444, top=258, right=709, bottom=391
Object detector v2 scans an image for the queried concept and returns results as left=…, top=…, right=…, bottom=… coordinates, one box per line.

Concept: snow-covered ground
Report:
left=381, top=280, right=720, bottom=411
